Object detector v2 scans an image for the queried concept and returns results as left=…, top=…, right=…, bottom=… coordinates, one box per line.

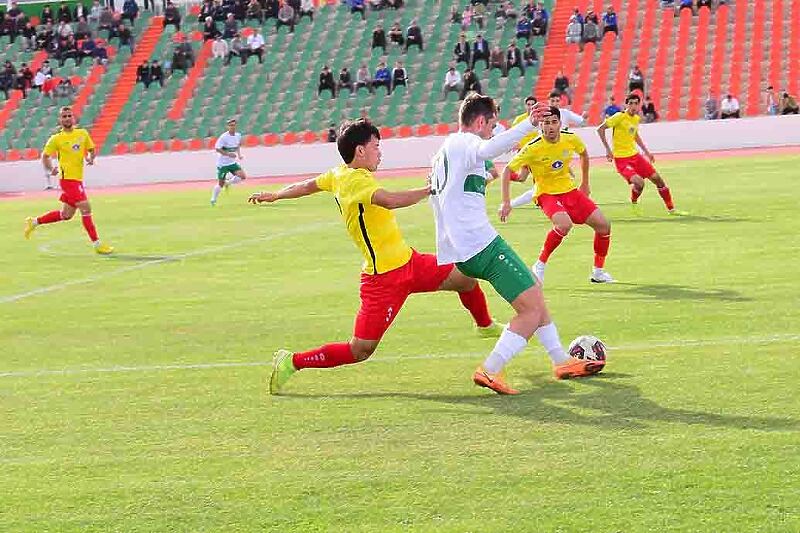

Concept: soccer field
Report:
left=2, top=153, right=799, bottom=532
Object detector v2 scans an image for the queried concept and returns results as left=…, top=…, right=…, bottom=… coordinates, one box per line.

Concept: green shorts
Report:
left=456, top=235, right=536, bottom=303
left=217, top=163, right=242, bottom=180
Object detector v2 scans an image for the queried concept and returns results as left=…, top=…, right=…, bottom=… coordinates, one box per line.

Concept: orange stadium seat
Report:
left=170, top=139, right=186, bottom=151
left=263, top=133, right=279, bottom=146
left=191, top=31, right=203, bottom=42
left=0, top=150, right=5, bottom=161
left=397, top=125, right=412, bottom=138
left=302, top=131, right=317, bottom=143
left=282, top=132, right=298, bottom=144
left=151, top=140, right=166, bottom=152
left=434, top=123, right=450, bottom=135
left=415, top=124, right=432, bottom=136
left=23, top=148, right=39, bottom=160
left=244, top=134, right=260, bottom=147
left=132, top=141, right=148, bottom=154
left=379, top=126, right=394, bottom=139
left=112, top=142, right=129, bottom=155
left=188, top=138, right=204, bottom=151
left=172, top=32, right=186, bottom=42
left=205, top=138, right=216, bottom=149
left=6, top=149, right=22, bottom=162
left=189, top=4, right=200, bottom=15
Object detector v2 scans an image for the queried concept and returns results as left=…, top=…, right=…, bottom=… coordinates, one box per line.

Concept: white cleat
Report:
left=590, top=269, right=615, bottom=284
left=532, top=260, right=546, bottom=286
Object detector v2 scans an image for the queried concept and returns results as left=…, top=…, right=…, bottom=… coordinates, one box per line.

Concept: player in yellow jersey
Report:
left=24, top=106, right=113, bottom=254
left=499, top=107, right=614, bottom=284
left=248, top=119, right=503, bottom=394
left=597, top=93, right=687, bottom=216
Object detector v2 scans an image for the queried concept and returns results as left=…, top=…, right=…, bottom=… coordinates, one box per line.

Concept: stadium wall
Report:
left=1, top=115, right=798, bottom=193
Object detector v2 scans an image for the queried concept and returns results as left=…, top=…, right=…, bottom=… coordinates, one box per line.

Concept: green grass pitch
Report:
left=1, top=153, right=799, bottom=532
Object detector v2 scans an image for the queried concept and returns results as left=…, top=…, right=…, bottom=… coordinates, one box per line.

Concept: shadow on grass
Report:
left=103, top=254, right=178, bottom=262
left=282, top=373, right=798, bottom=432
left=556, top=282, right=752, bottom=302
left=612, top=214, right=749, bottom=224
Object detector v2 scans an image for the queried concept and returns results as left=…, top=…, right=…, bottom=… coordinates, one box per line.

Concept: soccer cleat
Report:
left=23, top=217, right=36, bottom=240
left=476, top=321, right=505, bottom=339
left=553, top=357, right=605, bottom=380
left=590, top=269, right=615, bottom=284
left=668, top=209, right=689, bottom=216
left=631, top=203, right=643, bottom=217
left=269, top=349, right=297, bottom=395
left=472, top=366, right=520, bottom=395
left=532, top=260, right=546, bottom=286
left=94, top=243, right=114, bottom=255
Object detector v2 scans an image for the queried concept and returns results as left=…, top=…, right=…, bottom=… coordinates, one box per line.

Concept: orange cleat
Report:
left=553, top=357, right=605, bottom=380
left=472, top=367, right=520, bottom=395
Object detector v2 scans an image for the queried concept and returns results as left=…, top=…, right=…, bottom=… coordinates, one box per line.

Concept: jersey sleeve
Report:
left=315, top=169, right=334, bottom=192
left=84, top=131, right=95, bottom=151
left=604, top=112, right=622, bottom=128
left=43, top=134, right=58, bottom=156
left=506, top=144, right=531, bottom=173
left=569, top=133, right=587, bottom=154
left=214, top=134, right=225, bottom=150
left=350, top=173, right=380, bottom=205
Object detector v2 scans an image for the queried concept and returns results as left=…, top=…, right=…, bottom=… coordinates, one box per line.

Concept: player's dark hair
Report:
left=337, top=118, right=380, bottom=164
left=546, top=106, right=561, bottom=120
left=548, top=91, right=561, bottom=99
left=459, top=93, right=497, bottom=127
left=524, top=95, right=537, bottom=104
left=625, top=93, right=641, bottom=103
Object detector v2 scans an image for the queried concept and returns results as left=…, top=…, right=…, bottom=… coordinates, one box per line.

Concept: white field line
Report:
left=0, top=222, right=334, bottom=304
left=1, top=333, right=797, bottom=380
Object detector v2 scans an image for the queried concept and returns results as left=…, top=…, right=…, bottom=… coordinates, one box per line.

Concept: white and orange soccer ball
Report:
left=568, top=335, right=607, bottom=364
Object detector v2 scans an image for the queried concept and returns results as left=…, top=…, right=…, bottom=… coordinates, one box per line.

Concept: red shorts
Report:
left=614, top=154, right=656, bottom=182
left=354, top=250, right=454, bottom=340
left=537, top=189, right=598, bottom=225
left=59, top=179, right=88, bottom=207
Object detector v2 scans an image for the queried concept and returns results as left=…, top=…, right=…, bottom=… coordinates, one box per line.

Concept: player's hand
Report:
left=498, top=201, right=512, bottom=223
left=86, top=157, right=95, bottom=166
left=248, top=191, right=278, bottom=204
left=605, top=150, right=614, bottom=162
left=50, top=167, right=60, bottom=176
left=579, top=182, right=591, bottom=197
left=528, top=102, right=551, bottom=125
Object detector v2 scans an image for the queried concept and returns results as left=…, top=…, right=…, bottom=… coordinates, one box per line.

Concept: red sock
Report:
left=539, top=228, right=566, bottom=263
left=458, top=284, right=493, bottom=328
left=36, top=210, right=63, bottom=225
left=292, top=342, right=356, bottom=370
left=593, top=232, right=611, bottom=268
left=631, top=185, right=643, bottom=203
left=81, top=213, right=99, bottom=242
left=657, top=186, right=674, bottom=210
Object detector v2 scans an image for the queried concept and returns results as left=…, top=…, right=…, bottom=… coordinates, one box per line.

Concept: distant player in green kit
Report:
left=210, top=118, right=248, bottom=206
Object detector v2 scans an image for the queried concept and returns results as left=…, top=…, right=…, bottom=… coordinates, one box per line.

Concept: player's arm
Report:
left=499, top=153, right=528, bottom=222
left=476, top=103, right=549, bottom=161
left=237, top=146, right=243, bottom=160
left=85, top=147, right=96, bottom=166
left=634, top=132, right=654, bottom=162
left=596, top=122, right=614, bottom=161
left=578, top=148, right=590, bottom=196
left=371, top=186, right=431, bottom=210
left=248, top=177, right=321, bottom=204
left=486, top=164, right=500, bottom=183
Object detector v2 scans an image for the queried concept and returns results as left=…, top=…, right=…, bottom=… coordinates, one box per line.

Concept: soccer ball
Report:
left=568, top=335, right=607, bottom=363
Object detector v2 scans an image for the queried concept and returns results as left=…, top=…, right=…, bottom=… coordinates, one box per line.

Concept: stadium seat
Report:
left=188, top=138, right=204, bottom=151
left=282, top=132, right=298, bottom=144
left=170, top=139, right=186, bottom=151
left=112, top=142, right=129, bottom=155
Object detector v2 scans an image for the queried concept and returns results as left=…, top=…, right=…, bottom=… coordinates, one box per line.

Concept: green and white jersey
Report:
left=215, top=131, right=242, bottom=168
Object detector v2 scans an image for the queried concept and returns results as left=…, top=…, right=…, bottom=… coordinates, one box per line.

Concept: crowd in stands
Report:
left=564, top=5, right=617, bottom=51
left=371, top=19, right=422, bottom=52
left=1, top=57, right=77, bottom=100
left=318, top=61, right=408, bottom=98
left=662, top=0, right=728, bottom=16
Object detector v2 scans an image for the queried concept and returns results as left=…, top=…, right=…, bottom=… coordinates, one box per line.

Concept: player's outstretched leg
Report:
left=225, top=168, right=247, bottom=189
left=211, top=178, right=225, bottom=206
left=649, top=173, right=687, bottom=216
left=270, top=341, right=361, bottom=394
left=629, top=175, right=645, bottom=216
left=533, top=211, right=571, bottom=285
left=25, top=203, right=73, bottom=240
left=585, top=209, right=614, bottom=283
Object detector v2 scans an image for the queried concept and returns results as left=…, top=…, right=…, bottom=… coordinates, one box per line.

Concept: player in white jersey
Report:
left=509, top=91, right=588, bottom=208
left=210, top=118, right=248, bottom=206
left=429, top=94, right=604, bottom=395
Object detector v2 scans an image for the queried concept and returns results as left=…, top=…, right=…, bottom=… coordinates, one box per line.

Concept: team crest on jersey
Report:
left=551, top=160, right=564, bottom=169
left=71, top=143, right=80, bottom=151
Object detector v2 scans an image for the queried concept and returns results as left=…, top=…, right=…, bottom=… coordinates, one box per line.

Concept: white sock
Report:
left=211, top=184, right=222, bottom=203
left=483, top=326, right=528, bottom=373
left=511, top=188, right=535, bottom=208
left=45, top=171, right=53, bottom=187
left=535, top=322, right=570, bottom=365
left=592, top=266, right=604, bottom=276
left=226, top=175, right=243, bottom=186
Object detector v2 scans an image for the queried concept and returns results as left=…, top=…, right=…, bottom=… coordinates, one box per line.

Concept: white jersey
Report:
left=429, top=120, right=536, bottom=264
left=215, top=131, right=242, bottom=167
left=491, top=122, right=507, bottom=136
left=559, top=108, right=585, bottom=129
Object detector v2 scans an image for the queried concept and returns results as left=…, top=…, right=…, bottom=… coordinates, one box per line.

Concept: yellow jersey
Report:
left=506, top=131, right=586, bottom=201
left=316, top=164, right=413, bottom=275
left=604, top=111, right=640, bottom=158
left=43, top=128, right=95, bottom=182
left=511, top=112, right=537, bottom=149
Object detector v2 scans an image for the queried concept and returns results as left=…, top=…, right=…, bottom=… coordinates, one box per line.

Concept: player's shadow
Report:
left=612, top=214, right=748, bottom=224
left=103, top=254, right=179, bottom=262
left=560, top=282, right=752, bottom=302
left=285, top=373, right=798, bottom=433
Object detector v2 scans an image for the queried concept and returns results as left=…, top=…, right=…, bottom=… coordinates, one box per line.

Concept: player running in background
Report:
left=24, top=106, right=113, bottom=255
left=210, top=118, right=247, bottom=206
left=248, top=119, right=503, bottom=395
left=500, top=107, right=614, bottom=285
left=430, top=95, right=604, bottom=395
left=508, top=91, right=588, bottom=208
left=597, top=93, right=687, bottom=216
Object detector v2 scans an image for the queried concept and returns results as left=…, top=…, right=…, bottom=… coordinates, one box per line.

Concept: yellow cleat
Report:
left=668, top=209, right=689, bottom=216
left=94, top=243, right=114, bottom=255
left=476, top=321, right=505, bottom=339
left=24, top=217, right=36, bottom=240
left=631, top=203, right=643, bottom=217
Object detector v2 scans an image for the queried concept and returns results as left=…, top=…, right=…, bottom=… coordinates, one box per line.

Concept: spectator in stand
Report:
left=117, top=23, right=134, bottom=52
left=17, top=63, right=33, bottom=98
left=472, top=33, right=489, bottom=69
left=516, top=16, right=531, bottom=43
left=21, top=22, right=37, bottom=51
left=765, top=85, right=778, bottom=115
left=350, top=0, right=366, bottom=21
left=318, top=65, right=336, bottom=98
left=233, top=0, right=247, bottom=22
left=531, top=10, right=547, bottom=37
left=355, top=63, right=373, bottom=93
left=494, top=3, right=507, bottom=27
left=264, top=0, right=279, bottom=19
left=59, top=36, right=80, bottom=66
left=697, top=0, right=713, bottom=11
left=58, top=2, right=73, bottom=23
left=172, top=34, right=195, bottom=71
left=75, top=16, right=91, bottom=39
left=98, top=6, right=114, bottom=34
left=326, top=123, right=337, bottom=143
left=553, top=70, right=571, bottom=101
left=472, top=1, right=486, bottom=30
left=1, top=14, right=17, bottom=44
left=642, top=95, right=658, bottom=123
left=277, top=1, right=295, bottom=33
left=602, top=6, right=618, bottom=36
left=386, top=0, right=402, bottom=9
left=73, top=1, right=88, bottom=20
left=442, top=65, right=462, bottom=99
left=7, top=1, right=22, bottom=19
left=566, top=15, right=582, bottom=49
left=40, top=5, right=55, bottom=25
left=225, top=33, right=245, bottom=64
left=89, top=0, right=102, bottom=25
left=373, top=61, right=391, bottom=93
left=675, top=0, right=695, bottom=16
left=0, top=63, right=13, bottom=100
left=629, top=65, right=645, bottom=92
left=55, top=76, right=75, bottom=98
left=163, top=1, right=181, bottom=31
left=93, top=40, right=109, bottom=63
left=720, top=93, right=740, bottom=118
left=211, top=34, right=228, bottom=60
left=603, top=95, right=622, bottom=118
left=460, top=5, right=472, bottom=30
left=405, top=19, right=422, bottom=51
left=449, top=5, right=462, bottom=24
left=199, top=0, right=212, bottom=20
left=203, top=17, right=220, bottom=40
left=33, top=67, right=48, bottom=95
left=57, top=20, right=73, bottom=40
left=37, top=23, right=54, bottom=51
left=584, top=8, right=598, bottom=24
left=246, top=29, right=264, bottom=63
left=136, top=59, right=152, bottom=86
left=504, top=1, right=518, bottom=21
left=79, top=34, right=97, bottom=64
left=454, top=33, right=471, bottom=65
left=522, top=43, right=538, bottom=67
left=338, top=67, right=354, bottom=95
left=489, top=44, right=506, bottom=76
left=703, top=92, right=719, bottom=119
left=779, top=92, right=799, bottom=115
left=246, top=0, right=263, bottom=23
left=223, top=13, right=238, bottom=38
left=582, top=15, right=599, bottom=46
left=372, top=24, right=386, bottom=53
left=391, top=60, right=407, bottom=92
left=388, top=21, right=404, bottom=46
left=460, top=67, right=482, bottom=99
left=506, top=42, right=524, bottom=76
left=122, top=0, right=139, bottom=25
left=299, top=0, right=314, bottom=21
